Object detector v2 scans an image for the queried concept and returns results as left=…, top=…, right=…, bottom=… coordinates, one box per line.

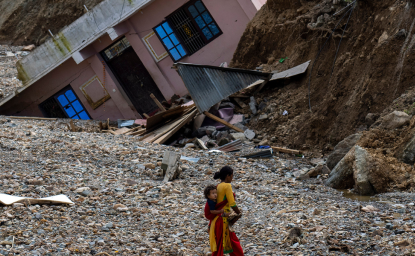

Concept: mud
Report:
left=231, top=0, right=415, bottom=154
left=0, top=0, right=104, bottom=45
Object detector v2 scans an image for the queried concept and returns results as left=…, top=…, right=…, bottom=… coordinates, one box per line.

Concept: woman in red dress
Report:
left=204, top=166, right=244, bottom=256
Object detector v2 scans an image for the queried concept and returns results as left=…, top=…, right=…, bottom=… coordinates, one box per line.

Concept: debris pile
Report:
left=1, top=116, right=415, bottom=255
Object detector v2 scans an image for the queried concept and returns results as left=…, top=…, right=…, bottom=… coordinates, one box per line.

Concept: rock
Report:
left=144, top=163, right=156, bottom=169
left=22, top=44, right=35, bottom=51
left=205, top=126, right=216, bottom=136
left=230, top=133, right=247, bottom=142
left=27, top=179, right=43, bottom=185
left=183, top=143, right=195, bottom=149
left=271, top=136, right=277, bottom=142
left=361, top=205, right=379, bottom=213
left=308, top=164, right=323, bottom=177
left=113, top=204, right=128, bottom=212
left=126, top=179, right=138, bottom=186
left=75, top=187, right=91, bottom=196
left=365, top=113, right=379, bottom=127
left=396, top=131, right=415, bottom=164
left=377, top=31, right=389, bottom=46
left=394, top=240, right=410, bottom=247
left=244, top=129, right=255, bottom=140
left=249, top=96, right=257, bottom=115
left=325, top=145, right=393, bottom=195
left=379, top=111, right=410, bottom=129
left=259, top=114, right=268, bottom=120
left=395, top=29, right=407, bottom=39
left=312, top=208, right=321, bottom=215
left=326, top=133, right=362, bottom=170
left=218, top=138, right=230, bottom=146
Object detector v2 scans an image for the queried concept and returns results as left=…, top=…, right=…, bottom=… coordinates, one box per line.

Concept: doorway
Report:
left=101, top=37, right=165, bottom=115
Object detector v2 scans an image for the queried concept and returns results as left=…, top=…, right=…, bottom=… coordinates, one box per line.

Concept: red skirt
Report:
left=211, top=215, right=244, bottom=256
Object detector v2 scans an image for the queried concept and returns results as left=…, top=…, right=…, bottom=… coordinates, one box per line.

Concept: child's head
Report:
left=204, top=185, right=217, bottom=200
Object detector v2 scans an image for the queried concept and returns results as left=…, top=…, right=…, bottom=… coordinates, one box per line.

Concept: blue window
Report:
left=154, top=0, right=222, bottom=59
left=187, top=1, right=221, bottom=41
left=154, top=22, right=187, bottom=61
left=55, top=88, right=90, bottom=120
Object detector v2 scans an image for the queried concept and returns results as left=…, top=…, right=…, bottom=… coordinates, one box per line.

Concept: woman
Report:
left=205, top=166, right=244, bottom=256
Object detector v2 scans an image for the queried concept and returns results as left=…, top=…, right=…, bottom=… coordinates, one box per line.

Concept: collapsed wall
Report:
left=231, top=0, right=415, bottom=152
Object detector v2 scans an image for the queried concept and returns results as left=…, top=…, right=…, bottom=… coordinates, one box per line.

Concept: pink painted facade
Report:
left=2, top=0, right=259, bottom=120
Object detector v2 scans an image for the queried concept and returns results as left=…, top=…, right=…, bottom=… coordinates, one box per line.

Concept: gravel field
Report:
left=0, top=116, right=415, bottom=256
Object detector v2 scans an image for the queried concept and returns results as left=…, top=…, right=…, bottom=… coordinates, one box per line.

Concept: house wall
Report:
left=1, top=0, right=257, bottom=120
left=1, top=54, right=141, bottom=120
left=128, top=0, right=257, bottom=98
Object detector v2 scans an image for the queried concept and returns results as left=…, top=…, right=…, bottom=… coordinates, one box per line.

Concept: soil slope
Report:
left=231, top=0, right=415, bottom=153
left=0, top=0, right=104, bottom=45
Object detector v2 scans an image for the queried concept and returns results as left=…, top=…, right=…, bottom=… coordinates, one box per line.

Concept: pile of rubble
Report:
left=1, top=116, right=415, bottom=255
left=0, top=45, right=34, bottom=99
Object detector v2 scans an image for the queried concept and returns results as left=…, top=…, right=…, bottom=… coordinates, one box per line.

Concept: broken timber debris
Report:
left=271, top=146, right=301, bottom=155
left=150, top=93, right=166, bottom=112
left=217, top=139, right=243, bottom=152
left=242, top=149, right=273, bottom=158
left=203, top=111, right=244, bottom=133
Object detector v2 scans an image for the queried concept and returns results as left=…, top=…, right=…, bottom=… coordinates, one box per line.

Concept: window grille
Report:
left=154, top=0, right=222, bottom=61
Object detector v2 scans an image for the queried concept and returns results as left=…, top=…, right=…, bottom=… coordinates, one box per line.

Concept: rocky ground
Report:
left=0, top=45, right=25, bottom=99
left=1, top=117, right=415, bottom=255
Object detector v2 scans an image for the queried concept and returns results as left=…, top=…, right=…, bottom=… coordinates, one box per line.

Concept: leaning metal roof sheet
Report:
left=173, top=63, right=271, bottom=113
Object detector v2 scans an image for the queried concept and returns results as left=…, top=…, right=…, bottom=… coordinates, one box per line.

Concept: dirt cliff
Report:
left=231, top=0, right=415, bottom=153
left=0, top=0, right=104, bottom=45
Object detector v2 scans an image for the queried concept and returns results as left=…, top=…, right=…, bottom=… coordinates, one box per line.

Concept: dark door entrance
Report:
left=101, top=37, right=165, bottom=115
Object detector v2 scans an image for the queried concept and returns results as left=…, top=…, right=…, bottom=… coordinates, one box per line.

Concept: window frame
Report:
left=54, top=86, right=91, bottom=120
left=153, top=21, right=189, bottom=62
left=153, top=0, right=223, bottom=61
left=182, top=0, right=223, bottom=44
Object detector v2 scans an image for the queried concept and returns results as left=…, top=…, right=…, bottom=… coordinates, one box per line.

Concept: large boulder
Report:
left=379, top=111, right=411, bottom=129
left=327, top=133, right=362, bottom=170
left=325, top=145, right=394, bottom=195
left=396, top=133, right=415, bottom=164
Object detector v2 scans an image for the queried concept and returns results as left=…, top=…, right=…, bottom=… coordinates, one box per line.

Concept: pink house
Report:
left=0, top=0, right=266, bottom=120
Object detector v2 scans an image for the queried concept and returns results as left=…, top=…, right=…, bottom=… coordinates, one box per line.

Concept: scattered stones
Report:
left=144, top=163, right=156, bottom=169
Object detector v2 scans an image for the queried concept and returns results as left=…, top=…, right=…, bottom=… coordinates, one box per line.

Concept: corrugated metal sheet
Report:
left=174, top=63, right=271, bottom=113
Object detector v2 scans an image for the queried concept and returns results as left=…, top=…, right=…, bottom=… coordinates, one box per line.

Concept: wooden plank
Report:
left=113, top=127, right=130, bottom=135
left=271, top=146, right=301, bottom=155
left=203, top=111, right=244, bottom=133
left=7, top=116, right=58, bottom=121
left=143, top=113, right=150, bottom=118
left=150, top=109, right=196, bottom=143
left=146, top=106, right=185, bottom=130
left=150, top=93, right=166, bottom=112
left=128, top=129, right=146, bottom=136
left=154, top=109, right=198, bottom=144
left=254, top=80, right=270, bottom=95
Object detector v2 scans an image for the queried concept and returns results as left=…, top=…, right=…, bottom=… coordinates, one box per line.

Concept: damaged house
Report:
left=0, top=0, right=265, bottom=120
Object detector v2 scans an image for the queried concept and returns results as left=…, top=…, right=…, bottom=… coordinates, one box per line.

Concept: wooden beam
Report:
left=203, top=111, right=244, bottom=133
left=143, top=113, right=150, bottom=118
left=271, top=146, right=301, bottom=155
left=7, top=116, right=58, bottom=121
left=150, top=93, right=166, bottom=112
